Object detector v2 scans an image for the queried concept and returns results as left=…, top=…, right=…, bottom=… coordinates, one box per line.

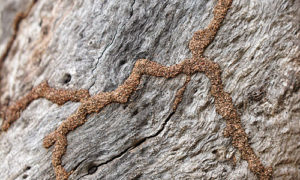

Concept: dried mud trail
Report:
left=1, top=0, right=272, bottom=179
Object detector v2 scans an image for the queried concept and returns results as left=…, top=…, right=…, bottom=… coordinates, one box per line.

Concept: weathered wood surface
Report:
left=0, top=0, right=299, bottom=179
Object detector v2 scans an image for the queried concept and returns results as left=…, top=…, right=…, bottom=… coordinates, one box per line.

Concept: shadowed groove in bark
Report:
left=0, top=0, right=273, bottom=180
left=77, top=111, right=176, bottom=178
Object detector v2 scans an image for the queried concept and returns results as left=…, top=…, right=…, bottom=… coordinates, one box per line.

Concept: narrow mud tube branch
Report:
left=173, top=75, right=191, bottom=111
left=0, top=0, right=38, bottom=63
left=1, top=81, right=90, bottom=131
left=199, top=58, right=273, bottom=180
left=189, top=0, right=233, bottom=58
left=0, top=0, right=38, bottom=112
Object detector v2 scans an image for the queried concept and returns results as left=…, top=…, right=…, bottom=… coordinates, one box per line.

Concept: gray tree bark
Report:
left=0, top=0, right=299, bottom=179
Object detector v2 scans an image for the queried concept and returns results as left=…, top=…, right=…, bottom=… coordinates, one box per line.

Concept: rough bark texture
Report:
left=0, top=0, right=299, bottom=180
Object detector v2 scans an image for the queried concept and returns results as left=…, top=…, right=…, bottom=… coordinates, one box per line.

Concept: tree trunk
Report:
left=0, top=0, right=299, bottom=179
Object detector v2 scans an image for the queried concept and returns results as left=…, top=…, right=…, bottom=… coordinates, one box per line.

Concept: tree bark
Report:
left=0, top=0, right=299, bottom=179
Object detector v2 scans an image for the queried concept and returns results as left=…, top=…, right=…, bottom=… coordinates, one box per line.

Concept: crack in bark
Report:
left=129, top=0, right=136, bottom=18
left=80, top=111, right=175, bottom=178
left=70, top=158, right=86, bottom=175
left=58, top=75, right=187, bottom=178
left=88, top=24, right=120, bottom=91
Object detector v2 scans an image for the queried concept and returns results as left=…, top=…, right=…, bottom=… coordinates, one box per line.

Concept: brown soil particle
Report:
left=0, top=0, right=272, bottom=179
